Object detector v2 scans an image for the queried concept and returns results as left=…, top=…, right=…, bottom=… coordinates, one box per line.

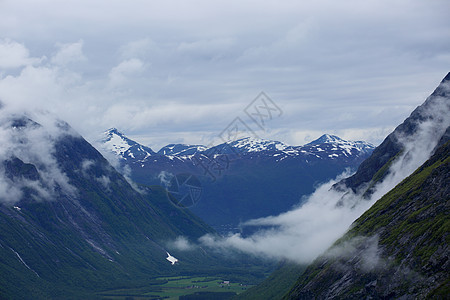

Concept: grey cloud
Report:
left=108, top=58, right=145, bottom=86
left=119, top=38, right=157, bottom=60
left=51, top=40, right=86, bottom=66
left=0, top=39, right=42, bottom=69
left=0, top=0, right=449, bottom=149
left=0, top=0, right=448, bottom=262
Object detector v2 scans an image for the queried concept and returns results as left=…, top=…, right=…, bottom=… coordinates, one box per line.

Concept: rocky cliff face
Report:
left=285, top=140, right=449, bottom=299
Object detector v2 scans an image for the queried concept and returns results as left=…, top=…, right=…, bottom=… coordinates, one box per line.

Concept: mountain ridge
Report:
left=100, top=131, right=375, bottom=233
left=101, top=129, right=375, bottom=163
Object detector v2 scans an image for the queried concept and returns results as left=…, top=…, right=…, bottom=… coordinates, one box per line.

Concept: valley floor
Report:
left=97, top=275, right=253, bottom=299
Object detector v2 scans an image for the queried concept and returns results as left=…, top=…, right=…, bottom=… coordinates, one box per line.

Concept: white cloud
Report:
left=169, top=236, right=196, bottom=251
left=51, top=40, right=86, bottom=66
left=81, top=159, right=95, bottom=173
left=193, top=92, right=450, bottom=263
left=0, top=110, right=78, bottom=204
left=326, top=235, right=385, bottom=273
left=96, top=175, right=111, bottom=190
left=0, top=39, right=41, bottom=69
left=119, top=38, right=156, bottom=59
left=0, top=0, right=448, bottom=150
left=198, top=175, right=373, bottom=263
left=108, top=58, right=145, bottom=86
left=158, top=171, right=173, bottom=187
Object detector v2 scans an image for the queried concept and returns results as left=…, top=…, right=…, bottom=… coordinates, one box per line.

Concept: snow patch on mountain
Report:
left=301, top=134, right=375, bottom=159
left=228, top=137, right=290, bottom=152
left=158, top=144, right=207, bottom=156
left=102, top=128, right=155, bottom=161
left=100, top=129, right=375, bottom=165
left=165, top=252, right=178, bottom=265
left=103, top=129, right=132, bottom=156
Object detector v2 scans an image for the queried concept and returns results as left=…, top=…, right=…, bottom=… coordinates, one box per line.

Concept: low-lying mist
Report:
left=170, top=86, right=450, bottom=264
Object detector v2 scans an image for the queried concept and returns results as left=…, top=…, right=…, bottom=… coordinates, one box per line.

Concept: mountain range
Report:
left=103, top=130, right=374, bottom=164
left=101, top=131, right=375, bottom=233
left=0, top=72, right=447, bottom=299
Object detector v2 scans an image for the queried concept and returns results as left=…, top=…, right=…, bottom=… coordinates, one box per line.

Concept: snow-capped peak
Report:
left=306, top=134, right=345, bottom=145
left=104, top=127, right=123, bottom=136
left=157, top=144, right=207, bottom=156
left=227, top=137, right=291, bottom=152
left=302, top=134, right=375, bottom=158
left=100, top=129, right=375, bottom=164
left=307, top=134, right=374, bottom=148
left=101, top=128, right=155, bottom=160
left=102, top=128, right=133, bottom=156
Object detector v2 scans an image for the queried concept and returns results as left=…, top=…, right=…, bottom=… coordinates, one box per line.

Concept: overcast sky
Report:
left=0, top=0, right=449, bottom=150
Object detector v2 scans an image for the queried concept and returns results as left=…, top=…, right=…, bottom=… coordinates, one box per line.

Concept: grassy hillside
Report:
left=238, top=262, right=306, bottom=300
left=285, top=142, right=449, bottom=299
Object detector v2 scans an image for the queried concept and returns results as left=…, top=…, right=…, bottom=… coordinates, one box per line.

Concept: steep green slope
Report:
left=0, top=118, right=254, bottom=299
left=285, top=142, right=449, bottom=299
left=238, top=262, right=306, bottom=300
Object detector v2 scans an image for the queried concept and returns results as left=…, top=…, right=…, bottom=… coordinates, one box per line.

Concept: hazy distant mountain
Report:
left=101, top=131, right=374, bottom=234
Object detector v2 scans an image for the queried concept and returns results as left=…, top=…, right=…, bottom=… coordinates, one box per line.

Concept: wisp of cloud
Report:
left=0, top=103, right=77, bottom=204
left=172, top=82, right=450, bottom=264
